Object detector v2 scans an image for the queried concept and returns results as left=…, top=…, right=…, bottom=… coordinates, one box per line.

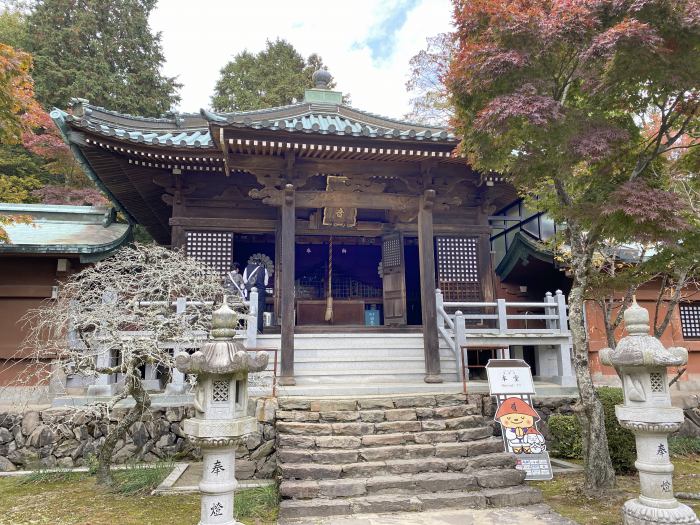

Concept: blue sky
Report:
left=150, top=0, right=452, bottom=119
left=357, top=0, right=421, bottom=62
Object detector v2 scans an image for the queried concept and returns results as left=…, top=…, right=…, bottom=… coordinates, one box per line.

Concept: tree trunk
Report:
left=96, top=375, right=151, bottom=485
left=568, top=271, right=616, bottom=493
left=654, top=269, right=689, bottom=338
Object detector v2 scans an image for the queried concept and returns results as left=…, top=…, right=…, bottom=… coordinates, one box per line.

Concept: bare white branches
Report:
left=19, top=243, right=223, bottom=390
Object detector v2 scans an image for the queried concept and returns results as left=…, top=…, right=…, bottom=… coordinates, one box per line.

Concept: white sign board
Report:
left=486, top=360, right=535, bottom=394
left=486, top=359, right=553, bottom=481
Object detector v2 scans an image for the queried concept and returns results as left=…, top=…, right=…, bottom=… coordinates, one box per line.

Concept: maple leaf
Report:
left=475, top=84, right=564, bottom=132
left=0, top=43, right=42, bottom=145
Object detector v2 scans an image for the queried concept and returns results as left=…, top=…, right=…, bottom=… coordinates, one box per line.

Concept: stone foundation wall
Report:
left=2, top=393, right=697, bottom=476
left=0, top=397, right=279, bottom=478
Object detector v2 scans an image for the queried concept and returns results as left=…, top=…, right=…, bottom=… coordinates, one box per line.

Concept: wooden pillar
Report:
left=279, top=184, right=296, bottom=386
left=418, top=189, right=442, bottom=383
left=273, top=215, right=282, bottom=324
left=479, top=233, right=495, bottom=302
left=170, top=169, right=187, bottom=248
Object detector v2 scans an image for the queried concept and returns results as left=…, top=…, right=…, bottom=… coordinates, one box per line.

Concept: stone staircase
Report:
left=276, top=393, right=542, bottom=519
left=258, top=334, right=460, bottom=396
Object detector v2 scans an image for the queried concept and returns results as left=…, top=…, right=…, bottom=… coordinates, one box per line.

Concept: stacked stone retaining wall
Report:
left=1, top=393, right=697, bottom=475
left=0, top=397, right=279, bottom=478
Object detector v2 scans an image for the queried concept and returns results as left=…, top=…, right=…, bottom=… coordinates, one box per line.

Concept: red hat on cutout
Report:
left=495, top=397, right=539, bottom=419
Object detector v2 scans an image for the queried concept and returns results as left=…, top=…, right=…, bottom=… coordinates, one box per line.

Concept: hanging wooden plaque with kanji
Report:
left=322, top=175, right=357, bottom=227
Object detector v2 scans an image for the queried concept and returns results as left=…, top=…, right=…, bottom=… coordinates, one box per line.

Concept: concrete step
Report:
left=286, top=361, right=457, bottom=376
left=279, top=438, right=506, bottom=480
left=279, top=370, right=462, bottom=384
left=293, top=358, right=457, bottom=373
left=278, top=485, right=543, bottom=518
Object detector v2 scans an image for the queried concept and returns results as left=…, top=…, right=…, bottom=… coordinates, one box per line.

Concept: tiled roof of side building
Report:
left=0, top=203, right=132, bottom=260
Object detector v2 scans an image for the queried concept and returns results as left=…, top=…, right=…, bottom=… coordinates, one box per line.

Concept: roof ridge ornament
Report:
left=312, top=68, right=332, bottom=90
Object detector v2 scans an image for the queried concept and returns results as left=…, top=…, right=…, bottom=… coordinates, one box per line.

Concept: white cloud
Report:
left=150, top=0, right=452, bottom=120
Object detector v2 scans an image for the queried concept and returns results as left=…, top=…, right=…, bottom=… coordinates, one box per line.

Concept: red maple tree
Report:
left=447, top=0, right=699, bottom=492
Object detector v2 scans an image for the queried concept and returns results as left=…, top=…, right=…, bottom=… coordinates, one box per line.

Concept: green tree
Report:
left=211, top=39, right=337, bottom=112
left=27, top=0, right=180, bottom=116
left=447, top=0, right=699, bottom=493
left=0, top=3, right=29, bottom=50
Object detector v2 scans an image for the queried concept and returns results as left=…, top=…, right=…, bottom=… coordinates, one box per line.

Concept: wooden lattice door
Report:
left=185, top=231, right=233, bottom=276
left=382, top=232, right=407, bottom=325
left=435, top=236, right=482, bottom=302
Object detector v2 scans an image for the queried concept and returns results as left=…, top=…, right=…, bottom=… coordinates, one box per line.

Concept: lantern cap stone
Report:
left=175, top=298, right=269, bottom=375
left=600, top=298, right=687, bottom=368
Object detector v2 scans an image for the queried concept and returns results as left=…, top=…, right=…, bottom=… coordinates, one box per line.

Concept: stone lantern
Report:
left=600, top=299, right=698, bottom=525
left=176, top=298, right=269, bottom=525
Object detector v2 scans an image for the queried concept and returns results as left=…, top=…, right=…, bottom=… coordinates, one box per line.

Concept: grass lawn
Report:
left=0, top=467, right=278, bottom=525
left=532, top=456, right=700, bottom=525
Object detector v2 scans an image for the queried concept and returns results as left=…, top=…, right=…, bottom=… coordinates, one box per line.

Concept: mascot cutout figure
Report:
left=494, top=397, right=546, bottom=454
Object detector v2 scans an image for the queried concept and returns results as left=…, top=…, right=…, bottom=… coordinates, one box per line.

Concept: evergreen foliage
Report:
left=211, top=39, right=336, bottom=112
left=27, top=0, right=180, bottom=116
left=548, top=388, right=636, bottom=474
left=547, top=414, right=584, bottom=459
left=598, top=387, right=637, bottom=474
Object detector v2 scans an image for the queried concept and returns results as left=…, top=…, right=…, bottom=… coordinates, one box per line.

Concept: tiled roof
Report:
left=0, top=203, right=131, bottom=259
left=52, top=97, right=456, bottom=150
left=53, top=104, right=215, bottom=149
left=201, top=104, right=455, bottom=141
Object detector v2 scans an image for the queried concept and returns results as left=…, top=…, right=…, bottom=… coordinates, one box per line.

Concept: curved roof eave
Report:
left=50, top=109, right=137, bottom=224
left=59, top=99, right=458, bottom=151
left=0, top=224, right=133, bottom=262
left=494, top=231, right=555, bottom=280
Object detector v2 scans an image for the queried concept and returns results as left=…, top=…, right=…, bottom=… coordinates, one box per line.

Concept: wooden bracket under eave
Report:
left=283, top=184, right=295, bottom=205
left=219, top=127, right=232, bottom=176
left=284, top=151, right=296, bottom=181
left=423, top=189, right=436, bottom=211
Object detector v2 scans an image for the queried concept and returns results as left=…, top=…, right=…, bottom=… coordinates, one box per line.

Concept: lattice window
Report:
left=186, top=231, right=233, bottom=276
left=436, top=237, right=481, bottom=302
left=649, top=372, right=664, bottom=393
left=382, top=236, right=402, bottom=269
left=212, top=380, right=229, bottom=402
left=680, top=303, right=700, bottom=339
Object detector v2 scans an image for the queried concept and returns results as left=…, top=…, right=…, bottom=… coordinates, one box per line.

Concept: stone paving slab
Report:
left=278, top=503, right=578, bottom=525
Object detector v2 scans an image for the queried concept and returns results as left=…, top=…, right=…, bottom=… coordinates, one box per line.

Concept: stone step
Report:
left=278, top=427, right=494, bottom=449
left=278, top=435, right=502, bottom=464
left=278, top=485, right=543, bottom=518
left=277, top=393, right=470, bottom=412
left=276, top=404, right=479, bottom=424
left=280, top=468, right=525, bottom=500
left=279, top=439, right=506, bottom=480
left=276, top=415, right=487, bottom=437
